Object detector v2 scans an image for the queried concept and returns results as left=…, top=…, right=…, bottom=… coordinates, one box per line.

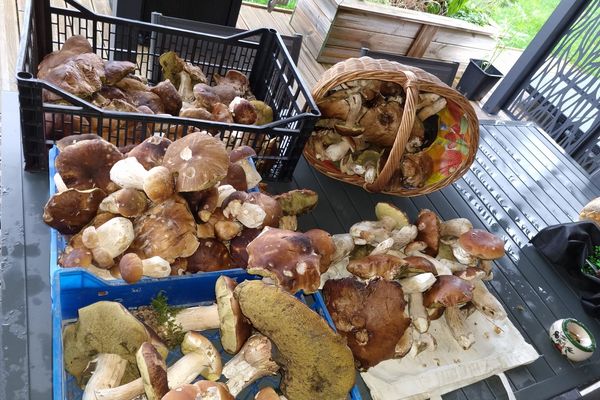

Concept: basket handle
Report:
left=366, top=71, right=419, bottom=192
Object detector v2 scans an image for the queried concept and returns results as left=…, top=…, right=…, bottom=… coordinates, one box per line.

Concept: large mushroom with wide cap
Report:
left=234, top=280, right=356, bottom=399
left=43, top=188, right=106, bottom=234
left=126, top=136, right=172, bottom=170
left=323, top=277, right=411, bottom=369
left=129, top=196, right=199, bottom=263
left=55, top=138, right=124, bottom=192
left=451, top=228, right=505, bottom=277
left=245, top=227, right=322, bottom=293
left=163, top=131, right=229, bottom=192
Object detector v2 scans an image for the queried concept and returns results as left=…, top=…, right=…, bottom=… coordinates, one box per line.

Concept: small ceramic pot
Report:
left=549, top=318, right=596, bottom=362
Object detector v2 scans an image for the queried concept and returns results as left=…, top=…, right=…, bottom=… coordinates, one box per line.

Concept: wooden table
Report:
left=2, top=89, right=600, bottom=399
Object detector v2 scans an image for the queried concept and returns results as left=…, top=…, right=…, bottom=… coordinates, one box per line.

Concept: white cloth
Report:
left=362, top=311, right=539, bottom=400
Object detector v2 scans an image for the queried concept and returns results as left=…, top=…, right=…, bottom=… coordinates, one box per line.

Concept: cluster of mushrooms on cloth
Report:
left=39, top=35, right=274, bottom=142
left=44, top=132, right=318, bottom=282
left=304, top=57, right=479, bottom=197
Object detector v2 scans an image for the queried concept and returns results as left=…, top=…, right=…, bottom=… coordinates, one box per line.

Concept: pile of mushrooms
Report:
left=321, top=202, right=508, bottom=369
left=44, top=132, right=318, bottom=283
left=38, top=36, right=274, bottom=141
left=65, top=275, right=356, bottom=399
left=312, top=80, right=448, bottom=188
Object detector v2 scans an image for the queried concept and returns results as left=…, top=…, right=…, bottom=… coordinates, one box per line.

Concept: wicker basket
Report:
left=303, top=57, right=479, bottom=197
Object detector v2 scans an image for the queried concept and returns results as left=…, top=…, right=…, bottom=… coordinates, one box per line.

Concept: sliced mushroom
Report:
left=81, top=354, right=127, bottom=400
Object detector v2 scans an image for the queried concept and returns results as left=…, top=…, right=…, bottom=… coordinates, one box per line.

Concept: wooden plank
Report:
left=334, top=9, right=421, bottom=38
left=290, top=6, right=327, bottom=59
left=326, top=26, right=414, bottom=54
left=433, top=26, right=497, bottom=51
left=339, top=0, right=497, bottom=36
left=0, top=0, right=19, bottom=91
left=294, top=0, right=335, bottom=37
left=406, top=24, right=439, bottom=57
left=318, top=45, right=360, bottom=64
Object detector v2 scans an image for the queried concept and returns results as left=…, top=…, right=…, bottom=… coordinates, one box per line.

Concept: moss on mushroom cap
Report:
left=235, top=280, right=355, bottom=400
left=163, top=131, right=229, bottom=192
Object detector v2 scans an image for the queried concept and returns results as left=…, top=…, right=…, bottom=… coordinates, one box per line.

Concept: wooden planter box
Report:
left=290, top=0, right=499, bottom=78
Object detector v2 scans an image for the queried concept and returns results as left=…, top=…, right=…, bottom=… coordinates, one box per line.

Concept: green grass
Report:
left=243, top=0, right=298, bottom=10
left=484, top=0, right=561, bottom=48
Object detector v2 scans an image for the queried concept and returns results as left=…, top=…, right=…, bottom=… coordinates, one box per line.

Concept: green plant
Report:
left=582, top=245, right=600, bottom=276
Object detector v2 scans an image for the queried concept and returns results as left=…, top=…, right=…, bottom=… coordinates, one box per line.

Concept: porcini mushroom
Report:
left=81, top=354, right=127, bottom=400
left=149, top=80, right=182, bottom=116
left=96, top=331, right=222, bottom=400
left=82, top=217, right=135, bottom=267
left=230, top=228, right=262, bottom=268
left=245, top=227, right=322, bottom=293
left=56, top=138, right=124, bottom=192
left=349, top=216, right=396, bottom=245
left=222, top=191, right=282, bottom=229
left=415, top=209, right=440, bottom=257
left=229, top=97, right=258, bottom=124
left=400, top=152, right=434, bottom=188
left=98, top=188, right=147, bottom=217
left=63, top=301, right=168, bottom=388
left=216, top=276, right=252, bottom=354
left=375, top=202, right=410, bottom=229
left=222, top=334, right=279, bottom=397
left=229, top=146, right=262, bottom=190
left=423, top=275, right=475, bottom=349
left=255, top=387, right=282, bottom=400
left=451, top=229, right=505, bottom=271
left=304, top=228, right=335, bottom=273
left=127, top=136, right=172, bottom=170
left=347, top=254, right=407, bottom=280
left=323, top=277, right=411, bottom=368
left=235, top=281, right=356, bottom=399
left=455, top=268, right=507, bottom=321
left=119, top=253, right=171, bottom=282
left=274, top=189, right=319, bottom=216
left=43, top=188, right=106, bottom=234
left=136, top=342, right=169, bottom=400
left=163, top=131, right=229, bottom=192
left=359, top=100, right=403, bottom=147
left=186, top=239, right=232, bottom=273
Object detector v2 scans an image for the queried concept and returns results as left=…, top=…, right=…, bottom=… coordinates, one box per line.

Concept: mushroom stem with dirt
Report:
left=81, top=354, right=127, bottom=400
left=95, top=331, right=222, bottom=400
left=457, top=268, right=507, bottom=321
left=222, top=334, right=279, bottom=397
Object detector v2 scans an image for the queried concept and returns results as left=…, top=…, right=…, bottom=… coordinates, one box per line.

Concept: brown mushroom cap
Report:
left=136, top=341, right=169, bottom=400
left=216, top=276, right=251, bottom=354
left=104, top=60, right=136, bottom=86
left=304, top=229, right=335, bottom=273
left=423, top=275, right=474, bottom=308
left=99, top=188, right=147, bottom=218
left=59, top=248, right=93, bottom=268
left=347, top=254, right=407, bottom=280
left=163, top=131, right=229, bottom=192
left=229, top=97, right=257, bottom=125
left=221, top=163, right=248, bottom=191
left=193, top=83, right=221, bottom=110
left=119, top=253, right=144, bottom=284
left=55, top=139, right=124, bottom=192
left=323, top=277, right=410, bottom=369
left=127, top=136, right=172, bottom=170
left=40, top=52, right=105, bottom=101
left=179, top=107, right=214, bottom=121
left=229, top=146, right=256, bottom=163
left=359, top=101, right=403, bottom=147
left=402, top=256, right=438, bottom=276
left=415, top=209, right=440, bottom=257
left=246, top=227, right=321, bottom=293
left=230, top=228, right=262, bottom=268
left=43, top=188, right=106, bottom=234
left=211, top=102, right=234, bottom=123
left=458, top=229, right=505, bottom=260
left=214, top=70, right=249, bottom=94
left=56, top=134, right=102, bottom=151
left=130, top=196, right=199, bottom=263
left=38, top=35, right=93, bottom=75
left=186, top=239, right=232, bottom=273
left=149, top=79, right=182, bottom=116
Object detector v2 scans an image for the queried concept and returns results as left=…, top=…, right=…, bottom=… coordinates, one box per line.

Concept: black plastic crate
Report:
left=16, top=0, right=319, bottom=181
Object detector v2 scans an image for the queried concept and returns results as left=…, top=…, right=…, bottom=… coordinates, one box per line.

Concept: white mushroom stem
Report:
left=141, top=256, right=171, bottom=278
left=82, top=354, right=127, bottom=400
left=84, top=265, right=117, bottom=280
left=82, top=217, right=135, bottom=268
left=408, top=332, right=437, bottom=358
left=444, top=306, right=475, bottom=350
left=54, top=173, right=68, bottom=193
left=398, top=273, right=436, bottom=294
left=409, top=292, right=429, bottom=333
left=472, top=280, right=507, bottom=321
left=217, top=185, right=236, bottom=207
left=331, top=234, right=355, bottom=263
left=237, top=159, right=262, bottom=189
left=370, top=237, right=394, bottom=255
left=437, top=258, right=468, bottom=273
left=349, top=217, right=396, bottom=245
left=325, top=140, right=351, bottom=162
left=173, top=304, right=219, bottom=332
left=417, top=97, right=447, bottom=121
left=405, top=246, right=453, bottom=276
left=95, top=352, right=213, bottom=400
left=236, top=203, right=267, bottom=229
left=479, top=259, right=494, bottom=280
left=440, top=218, right=473, bottom=238
left=416, top=93, right=441, bottom=110
left=394, top=325, right=413, bottom=358
left=391, top=225, right=418, bottom=250
left=110, top=157, right=148, bottom=190
left=223, top=334, right=279, bottom=397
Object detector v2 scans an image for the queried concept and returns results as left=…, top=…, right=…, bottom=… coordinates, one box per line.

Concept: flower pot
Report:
left=456, top=59, right=504, bottom=101
left=549, top=318, right=596, bottom=362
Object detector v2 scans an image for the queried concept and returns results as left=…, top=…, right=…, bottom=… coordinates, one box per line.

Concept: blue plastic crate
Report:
left=48, top=145, right=258, bottom=287
left=52, top=269, right=363, bottom=400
